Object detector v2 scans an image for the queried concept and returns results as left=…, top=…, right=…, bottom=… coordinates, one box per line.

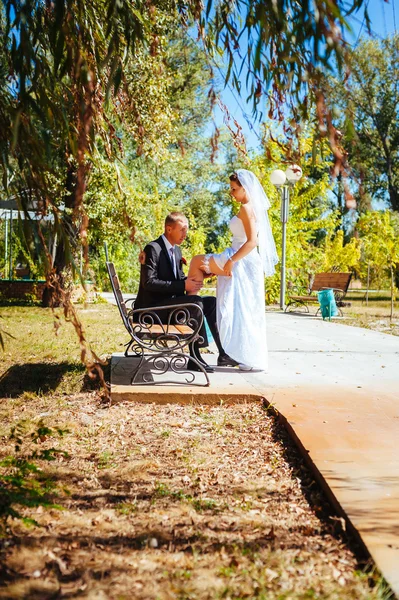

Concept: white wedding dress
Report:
left=209, top=215, right=268, bottom=371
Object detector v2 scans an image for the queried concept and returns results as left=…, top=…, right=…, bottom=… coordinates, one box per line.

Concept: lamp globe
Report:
left=285, top=165, right=302, bottom=183
left=270, top=169, right=287, bottom=187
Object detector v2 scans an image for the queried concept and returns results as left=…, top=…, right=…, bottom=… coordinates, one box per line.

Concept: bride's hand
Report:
left=223, top=258, right=234, bottom=276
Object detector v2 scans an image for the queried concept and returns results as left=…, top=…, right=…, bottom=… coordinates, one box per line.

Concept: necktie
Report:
left=170, top=247, right=177, bottom=277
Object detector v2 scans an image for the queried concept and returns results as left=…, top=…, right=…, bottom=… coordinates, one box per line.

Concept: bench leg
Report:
left=285, top=300, right=310, bottom=314
left=130, top=351, right=210, bottom=387
left=124, top=339, right=134, bottom=357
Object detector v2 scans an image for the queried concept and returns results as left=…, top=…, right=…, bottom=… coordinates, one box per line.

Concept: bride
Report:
left=187, top=169, right=278, bottom=371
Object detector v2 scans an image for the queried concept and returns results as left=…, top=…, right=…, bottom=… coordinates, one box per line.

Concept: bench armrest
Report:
left=127, top=303, right=204, bottom=352
left=290, top=284, right=311, bottom=296
left=130, top=302, right=203, bottom=324
left=124, top=297, right=136, bottom=308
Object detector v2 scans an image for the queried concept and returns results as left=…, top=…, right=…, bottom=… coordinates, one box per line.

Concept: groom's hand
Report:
left=185, top=277, right=203, bottom=294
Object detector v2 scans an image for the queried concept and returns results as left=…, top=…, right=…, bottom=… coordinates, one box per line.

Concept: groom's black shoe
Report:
left=187, top=359, right=214, bottom=374
left=217, top=353, right=239, bottom=367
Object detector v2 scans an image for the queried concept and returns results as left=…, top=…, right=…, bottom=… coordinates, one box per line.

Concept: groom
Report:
left=134, top=212, right=237, bottom=373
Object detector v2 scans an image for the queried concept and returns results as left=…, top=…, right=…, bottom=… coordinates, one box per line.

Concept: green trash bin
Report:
left=317, top=288, right=339, bottom=321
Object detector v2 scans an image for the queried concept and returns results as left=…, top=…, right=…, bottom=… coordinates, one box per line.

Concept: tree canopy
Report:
left=3, top=0, right=397, bottom=344
left=328, top=34, right=399, bottom=212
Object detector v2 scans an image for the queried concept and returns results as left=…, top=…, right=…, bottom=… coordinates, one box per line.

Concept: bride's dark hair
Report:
left=229, top=172, right=242, bottom=186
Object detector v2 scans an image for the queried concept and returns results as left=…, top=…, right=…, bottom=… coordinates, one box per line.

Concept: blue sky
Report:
left=213, top=0, right=398, bottom=151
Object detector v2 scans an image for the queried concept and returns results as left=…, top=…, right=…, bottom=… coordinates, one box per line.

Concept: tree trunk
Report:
left=388, top=183, right=399, bottom=213
left=41, top=215, right=80, bottom=308
left=382, top=143, right=399, bottom=212
left=390, top=265, right=394, bottom=322
left=366, top=263, right=370, bottom=306
left=42, top=165, right=81, bottom=308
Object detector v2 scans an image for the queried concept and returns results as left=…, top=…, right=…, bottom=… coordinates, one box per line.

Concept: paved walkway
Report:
left=244, top=313, right=399, bottom=596
left=110, top=310, right=399, bottom=595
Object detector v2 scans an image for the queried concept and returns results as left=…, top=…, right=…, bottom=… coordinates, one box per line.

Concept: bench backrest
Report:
left=311, top=272, right=352, bottom=293
left=106, top=261, right=131, bottom=332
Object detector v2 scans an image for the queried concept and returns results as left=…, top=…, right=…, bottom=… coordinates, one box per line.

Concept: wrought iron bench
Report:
left=106, top=261, right=210, bottom=386
left=285, top=272, right=352, bottom=316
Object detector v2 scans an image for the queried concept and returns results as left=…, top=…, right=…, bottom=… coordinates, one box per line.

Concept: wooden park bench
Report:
left=106, top=261, right=210, bottom=386
left=285, top=272, right=352, bottom=316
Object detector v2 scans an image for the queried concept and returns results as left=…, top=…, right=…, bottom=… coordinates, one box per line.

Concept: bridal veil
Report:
left=236, top=169, right=279, bottom=277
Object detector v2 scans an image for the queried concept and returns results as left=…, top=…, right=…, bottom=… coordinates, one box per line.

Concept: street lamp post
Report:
left=270, top=166, right=302, bottom=310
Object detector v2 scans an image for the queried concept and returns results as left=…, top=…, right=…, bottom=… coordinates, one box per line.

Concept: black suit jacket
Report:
left=134, top=236, right=186, bottom=310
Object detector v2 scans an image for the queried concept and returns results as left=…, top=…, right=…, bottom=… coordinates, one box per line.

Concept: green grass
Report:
left=153, top=481, right=220, bottom=513
left=115, top=501, right=138, bottom=515
left=1, top=304, right=124, bottom=361
left=97, top=450, right=117, bottom=469
left=0, top=304, right=125, bottom=397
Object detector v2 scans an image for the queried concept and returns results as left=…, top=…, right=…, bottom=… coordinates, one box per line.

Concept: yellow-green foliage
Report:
left=357, top=211, right=399, bottom=288
left=85, top=158, right=169, bottom=291
left=185, top=226, right=207, bottom=262
left=323, top=230, right=361, bottom=272
left=122, top=50, right=177, bottom=161
left=251, top=136, right=356, bottom=303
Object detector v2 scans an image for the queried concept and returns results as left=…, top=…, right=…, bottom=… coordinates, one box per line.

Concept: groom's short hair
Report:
left=165, top=212, right=188, bottom=227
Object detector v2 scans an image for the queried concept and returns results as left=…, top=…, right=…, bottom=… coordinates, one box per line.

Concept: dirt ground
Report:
left=332, top=292, right=398, bottom=337
left=0, top=304, right=392, bottom=599
left=0, top=397, right=390, bottom=600
left=343, top=305, right=399, bottom=337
